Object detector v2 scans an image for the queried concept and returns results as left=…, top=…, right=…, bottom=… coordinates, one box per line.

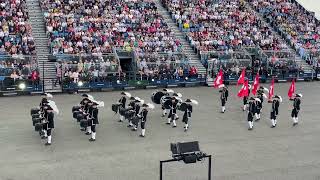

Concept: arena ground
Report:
left=0, top=82, right=320, bottom=180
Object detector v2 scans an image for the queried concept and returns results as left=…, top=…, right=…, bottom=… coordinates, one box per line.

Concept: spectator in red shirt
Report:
left=189, top=65, right=198, bottom=78
left=31, top=69, right=40, bottom=86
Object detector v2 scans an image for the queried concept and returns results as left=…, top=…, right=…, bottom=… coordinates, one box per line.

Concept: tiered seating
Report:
left=40, top=0, right=182, bottom=55
left=0, top=0, right=35, bottom=55
left=249, top=0, right=320, bottom=57
left=162, top=0, right=288, bottom=52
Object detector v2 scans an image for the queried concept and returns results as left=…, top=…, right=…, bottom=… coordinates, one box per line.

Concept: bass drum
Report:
left=177, top=102, right=188, bottom=112
left=151, top=91, right=165, bottom=104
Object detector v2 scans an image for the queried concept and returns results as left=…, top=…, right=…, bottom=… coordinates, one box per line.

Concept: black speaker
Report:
left=170, top=143, right=178, bottom=155
left=177, top=141, right=200, bottom=154
left=183, top=154, right=197, bottom=164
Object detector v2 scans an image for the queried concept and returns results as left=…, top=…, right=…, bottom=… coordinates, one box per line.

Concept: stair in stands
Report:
left=26, top=0, right=61, bottom=92
left=155, top=0, right=207, bottom=77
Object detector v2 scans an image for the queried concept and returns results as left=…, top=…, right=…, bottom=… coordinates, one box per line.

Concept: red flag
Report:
left=268, top=78, right=275, bottom=101
left=213, top=69, right=224, bottom=88
left=251, top=73, right=260, bottom=95
left=288, top=79, right=295, bottom=99
left=237, top=80, right=249, bottom=97
left=237, top=68, right=246, bottom=86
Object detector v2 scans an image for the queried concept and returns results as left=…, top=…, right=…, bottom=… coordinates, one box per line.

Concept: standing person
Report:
left=43, top=100, right=59, bottom=146
left=183, top=99, right=198, bottom=132
left=270, top=95, right=281, bottom=128
left=127, top=97, right=137, bottom=128
left=167, top=97, right=179, bottom=128
left=161, top=89, right=171, bottom=117
left=89, top=100, right=103, bottom=141
left=219, top=85, right=228, bottom=113
left=255, top=87, right=268, bottom=120
left=131, top=98, right=143, bottom=131
left=85, top=100, right=94, bottom=135
left=247, top=97, right=256, bottom=130
left=39, top=93, right=53, bottom=139
left=138, top=103, right=154, bottom=137
left=118, top=92, right=130, bottom=122
left=291, top=94, right=302, bottom=126
left=54, top=64, right=62, bottom=86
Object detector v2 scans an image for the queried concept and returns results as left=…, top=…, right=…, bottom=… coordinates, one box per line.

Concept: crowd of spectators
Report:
left=55, top=55, right=122, bottom=86
left=163, top=0, right=288, bottom=53
left=0, top=58, right=40, bottom=87
left=40, top=0, right=182, bottom=55
left=0, top=0, right=35, bottom=55
left=136, top=53, right=198, bottom=80
left=249, top=0, right=320, bottom=59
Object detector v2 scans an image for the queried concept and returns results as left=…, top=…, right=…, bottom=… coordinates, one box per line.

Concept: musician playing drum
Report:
left=167, top=96, right=179, bottom=128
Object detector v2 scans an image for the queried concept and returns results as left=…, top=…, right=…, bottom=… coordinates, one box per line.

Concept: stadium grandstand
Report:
left=0, top=0, right=318, bottom=95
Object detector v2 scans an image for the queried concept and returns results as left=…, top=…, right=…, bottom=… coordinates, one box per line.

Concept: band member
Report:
left=43, top=100, right=59, bottom=146
left=255, top=96, right=262, bottom=121
left=138, top=104, right=149, bottom=137
left=40, top=93, right=53, bottom=108
left=254, top=98, right=262, bottom=121
left=127, top=97, right=138, bottom=128
left=161, top=89, right=171, bottom=117
left=291, top=94, right=302, bottom=126
left=118, top=92, right=130, bottom=122
left=132, top=98, right=143, bottom=131
left=270, top=95, right=281, bottom=128
left=167, top=96, right=179, bottom=127
left=183, top=99, right=198, bottom=132
left=172, top=93, right=182, bottom=119
left=219, top=85, right=228, bottom=113
left=247, top=97, right=256, bottom=130
left=85, top=100, right=94, bottom=135
left=255, top=87, right=268, bottom=120
left=89, top=101, right=103, bottom=141
left=80, top=97, right=91, bottom=131
left=39, top=94, right=52, bottom=138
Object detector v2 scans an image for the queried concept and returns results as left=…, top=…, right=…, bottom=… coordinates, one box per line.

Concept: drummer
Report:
left=166, top=93, right=182, bottom=128
left=161, top=89, right=173, bottom=117
left=183, top=99, right=198, bottom=132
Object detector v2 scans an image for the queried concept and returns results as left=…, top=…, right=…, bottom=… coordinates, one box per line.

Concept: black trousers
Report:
left=47, top=129, right=52, bottom=136
left=291, top=109, right=299, bottom=118
left=247, top=113, right=254, bottom=122
left=256, top=108, right=261, bottom=114
left=270, top=111, right=277, bottom=120
left=243, top=97, right=248, bottom=105
left=141, top=122, right=145, bottom=129
left=91, top=125, right=96, bottom=132
left=221, top=99, right=226, bottom=106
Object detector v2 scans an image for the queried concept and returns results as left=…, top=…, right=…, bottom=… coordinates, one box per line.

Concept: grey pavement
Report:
left=0, top=82, right=320, bottom=180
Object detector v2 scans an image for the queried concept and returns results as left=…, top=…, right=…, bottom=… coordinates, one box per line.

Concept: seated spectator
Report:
left=189, top=65, right=198, bottom=78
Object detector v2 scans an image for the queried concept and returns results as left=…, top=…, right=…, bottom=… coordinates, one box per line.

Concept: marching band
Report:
left=30, top=80, right=303, bottom=145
